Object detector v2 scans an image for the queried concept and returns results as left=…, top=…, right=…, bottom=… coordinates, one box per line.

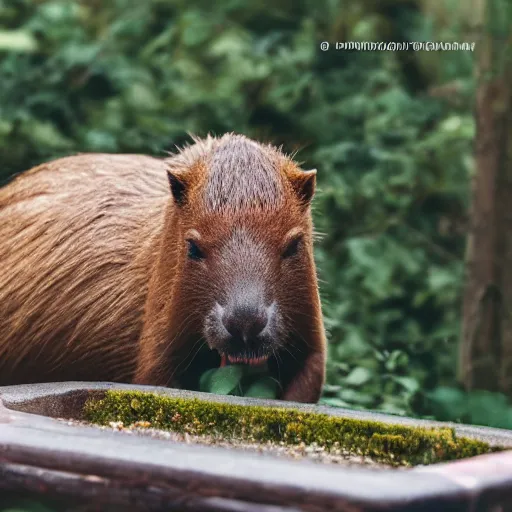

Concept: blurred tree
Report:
left=460, top=0, right=512, bottom=393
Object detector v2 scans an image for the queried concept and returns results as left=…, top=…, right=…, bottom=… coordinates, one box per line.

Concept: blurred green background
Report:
left=2, top=0, right=510, bottom=427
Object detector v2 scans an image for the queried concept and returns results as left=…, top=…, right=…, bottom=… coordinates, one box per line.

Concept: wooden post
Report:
left=460, top=0, right=512, bottom=393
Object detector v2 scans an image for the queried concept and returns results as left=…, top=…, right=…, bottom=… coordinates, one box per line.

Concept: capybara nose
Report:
left=222, top=305, right=268, bottom=342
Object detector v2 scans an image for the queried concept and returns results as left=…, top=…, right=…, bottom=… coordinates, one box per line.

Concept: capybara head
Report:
left=164, top=134, right=317, bottom=368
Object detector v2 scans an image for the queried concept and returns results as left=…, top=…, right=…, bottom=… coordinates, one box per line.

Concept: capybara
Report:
left=0, top=133, right=326, bottom=403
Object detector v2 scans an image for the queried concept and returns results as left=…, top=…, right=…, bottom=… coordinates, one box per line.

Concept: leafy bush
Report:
left=3, top=0, right=512, bottom=425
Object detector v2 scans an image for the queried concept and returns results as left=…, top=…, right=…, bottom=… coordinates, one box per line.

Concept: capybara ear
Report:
left=167, top=170, right=188, bottom=206
left=288, top=169, right=317, bottom=208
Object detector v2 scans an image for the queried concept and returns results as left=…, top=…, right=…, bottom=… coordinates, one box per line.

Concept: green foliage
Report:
left=427, top=387, right=512, bottom=430
left=199, top=365, right=281, bottom=399
left=0, top=505, right=52, bottom=512
left=84, top=390, right=498, bottom=467
left=3, top=0, right=512, bottom=426
left=0, top=498, right=61, bottom=512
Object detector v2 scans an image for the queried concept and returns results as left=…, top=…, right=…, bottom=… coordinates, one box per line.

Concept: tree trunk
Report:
left=460, top=0, right=512, bottom=393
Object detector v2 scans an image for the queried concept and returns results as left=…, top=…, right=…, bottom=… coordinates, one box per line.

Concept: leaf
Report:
left=320, top=397, right=351, bottom=408
left=198, top=368, right=217, bottom=393
left=343, top=367, right=372, bottom=387
left=22, top=121, right=73, bottom=150
left=244, top=377, right=281, bottom=399
left=385, top=350, right=409, bottom=372
left=0, top=30, right=38, bottom=52
left=428, top=268, right=457, bottom=293
left=467, top=390, right=512, bottom=428
left=208, top=366, right=245, bottom=396
left=427, top=386, right=468, bottom=422
left=338, top=388, right=375, bottom=407
left=392, top=376, right=420, bottom=394
left=323, top=384, right=342, bottom=393
left=180, top=11, right=214, bottom=47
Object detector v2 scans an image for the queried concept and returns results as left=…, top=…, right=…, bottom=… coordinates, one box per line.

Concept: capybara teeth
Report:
left=226, top=354, right=269, bottom=365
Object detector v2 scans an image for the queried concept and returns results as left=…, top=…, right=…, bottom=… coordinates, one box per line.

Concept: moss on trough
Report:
left=83, top=390, right=501, bottom=467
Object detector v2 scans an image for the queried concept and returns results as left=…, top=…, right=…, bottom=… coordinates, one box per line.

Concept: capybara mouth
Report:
left=219, top=352, right=270, bottom=367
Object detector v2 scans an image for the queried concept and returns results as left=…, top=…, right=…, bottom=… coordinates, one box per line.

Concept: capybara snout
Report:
left=205, top=294, right=280, bottom=364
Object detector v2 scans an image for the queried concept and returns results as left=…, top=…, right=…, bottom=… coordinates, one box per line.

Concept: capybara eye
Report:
left=186, top=239, right=205, bottom=260
left=282, top=237, right=302, bottom=259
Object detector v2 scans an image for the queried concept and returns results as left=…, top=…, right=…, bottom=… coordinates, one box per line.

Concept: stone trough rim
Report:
left=1, top=381, right=512, bottom=511
left=3, top=381, right=512, bottom=446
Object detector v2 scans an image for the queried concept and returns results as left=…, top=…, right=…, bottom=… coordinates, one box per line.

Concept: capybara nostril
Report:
left=222, top=305, right=269, bottom=342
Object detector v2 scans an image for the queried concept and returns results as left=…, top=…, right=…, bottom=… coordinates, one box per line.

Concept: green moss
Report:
left=83, top=390, right=502, bottom=467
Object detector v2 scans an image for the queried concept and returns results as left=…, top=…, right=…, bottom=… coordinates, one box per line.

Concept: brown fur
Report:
left=0, top=133, right=326, bottom=403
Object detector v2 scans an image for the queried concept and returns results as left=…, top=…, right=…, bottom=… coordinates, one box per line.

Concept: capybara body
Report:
left=0, top=134, right=326, bottom=402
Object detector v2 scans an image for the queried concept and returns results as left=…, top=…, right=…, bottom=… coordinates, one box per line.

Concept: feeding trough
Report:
left=1, top=382, right=512, bottom=511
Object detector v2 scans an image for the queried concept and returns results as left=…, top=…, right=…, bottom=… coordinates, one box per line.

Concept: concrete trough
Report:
left=1, top=382, right=512, bottom=511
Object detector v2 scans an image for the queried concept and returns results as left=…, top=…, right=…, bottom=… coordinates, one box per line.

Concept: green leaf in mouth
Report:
left=206, top=365, right=245, bottom=395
